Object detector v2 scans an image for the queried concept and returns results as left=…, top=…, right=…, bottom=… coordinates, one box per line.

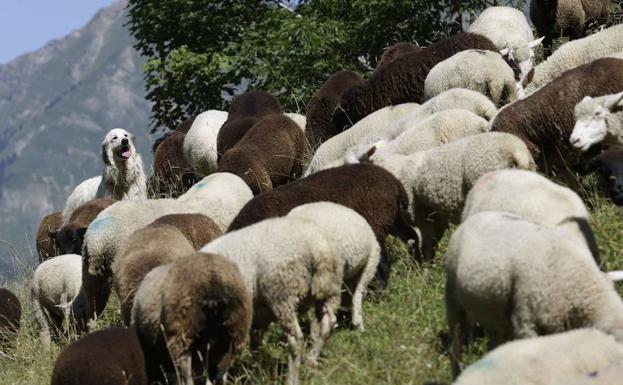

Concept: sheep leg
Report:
left=273, top=303, right=304, bottom=385
left=31, top=296, right=52, bottom=351
left=446, top=278, right=466, bottom=379
left=511, top=304, right=538, bottom=340
left=351, top=252, right=379, bottom=331
left=307, top=294, right=340, bottom=366
left=176, top=352, right=195, bottom=385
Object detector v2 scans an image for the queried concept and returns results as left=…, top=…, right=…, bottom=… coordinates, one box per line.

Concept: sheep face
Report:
left=571, top=93, right=623, bottom=151
left=101, top=128, right=136, bottom=165
left=54, top=226, right=87, bottom=255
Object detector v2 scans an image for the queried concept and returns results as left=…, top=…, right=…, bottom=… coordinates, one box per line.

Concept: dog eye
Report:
left=113, top=136, right=117, bottom=140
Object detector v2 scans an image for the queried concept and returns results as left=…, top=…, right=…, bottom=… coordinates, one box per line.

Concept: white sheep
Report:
left=81, top=172, right=253, bottom=324
left=285, top=112, right=307, bottom=131
left=60, top=177, right=102, bottom=226
left=424, top=49, right=518, bottom=106
left=454, top=329, right=623, bottom=385
left=467, top=6, right=544, bottom=79
left=201, top=216, right=345, bottom=385
left=570, top=92, right=623, bottom=151
left=287, top=202, right=381, bottom=330
left=518, top=24, right=623, bottom=98
left=31, top=254, right=86, bottom=349
left=353, top=132, right=535, bottom=260
left=445, top=211, right=623, bottom=376
left=182, top=110, right=228, bottom=177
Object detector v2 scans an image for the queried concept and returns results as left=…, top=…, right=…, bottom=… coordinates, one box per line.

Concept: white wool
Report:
left=183, top=110, right=228, bottom=176
left=285, top=112, right=307, bottom=132
left=60, top=176, right=102, bottom=226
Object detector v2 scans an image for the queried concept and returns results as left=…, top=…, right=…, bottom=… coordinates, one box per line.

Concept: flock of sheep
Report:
left=2, top=1, right=623, bottom=384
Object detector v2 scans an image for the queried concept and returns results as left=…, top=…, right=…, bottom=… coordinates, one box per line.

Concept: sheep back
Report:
left=148, top=213, right=222, bottom=249
left=376, top=42, right=424, bottom=69
left=153, top=131, right=197, bottom=193
left=54, top=198, right=115, bottom=255
left=36, top=211, right=62, bottom=262
left=183, top=109, right=229, bottom=176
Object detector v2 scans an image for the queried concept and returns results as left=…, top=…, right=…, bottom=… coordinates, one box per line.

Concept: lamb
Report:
left=570, top=92, right=623, bottom=151
left=518, top=24, right=623, bottom=97
left=354, top=132, right=535, bottom=261
left=453, top=329, right=623, bottom=384
left=183, top=110, right=229, bottom=177
left=216, top=91, right=282, bottom=161
left=584, top=147, right=623, bottom=205
left=51, top=326, right=148, bottom=385
left=36, top=211, right=62, bottom=262
left=287, top=202, right=381, bottom=331
left=201, top=217, right=344, bottom=385
left=445, top=211, right=623, bottom=376
left=112, top=224, right=195, bottom=325
left=31, top=254, right=86, bottom=349
left=530, top=0, right=612, bottom=52
left=305, top=70, right=364, bottom=148
left=424, top=49, right=517, bottom=106
left=467, top=6, right=543, bottom=79
left=333, top=33, right=498, bottom=128
left=490, top=57, right=623, bottom=177
left=54, top=198, right=115, bottom=255
left=227, top=163, right=413, bottom=287
left=218, top=114, right=306, bottom=194
left=132, top=252, right=251, bottom=385
left=148, top=213, right=222, bottom=249
left=153, top=130, right=197, bottom=193
left=81, top=172, right=253, bottom=323
left=0, top=288, right=21, bottom=349
left=376, top=42, right=423, bottom=69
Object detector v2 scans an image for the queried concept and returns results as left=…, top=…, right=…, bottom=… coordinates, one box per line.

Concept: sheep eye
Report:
left=113, top=136, right=118, bottom=140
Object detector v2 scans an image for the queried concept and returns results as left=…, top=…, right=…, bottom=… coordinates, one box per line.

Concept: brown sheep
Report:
left=50, top=326, right=148, bottom=385
left=585, top=147, right=623, bottom=205
left=54, top=198, right=115, bottom=255
left=148, top=213, right=222, bottom=249
left=216, top=91, right=282, bottom=161
left=0, top=288, right=21, bottom=349
left=132, top=252, right=252, bottom=385
left=333, top=33, right=498, bottom=129
left=36, top=212, right=62, bottom=262
left=228, top=163, right=414, bottom=287
left=112, top=224, right=195, bottom=325
left=491, top=58, right=623, bottom=178
left=219, top=114, right=306, bottom=194
left=153, top=131, right=197, bottom=194
left=305, top=70, right=364, bottom=147
left=376, top=42, right=424, bottom=68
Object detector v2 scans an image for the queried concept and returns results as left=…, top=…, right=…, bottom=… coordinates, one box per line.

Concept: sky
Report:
left=0, top=0, right=116, bottom=64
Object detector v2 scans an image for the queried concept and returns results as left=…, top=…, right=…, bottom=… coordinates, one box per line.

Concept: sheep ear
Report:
left=499, top=48, right=510, bottom=57
left=522, top=68, right=535, bottom=87
left=605, top=92, right=623, bottom=113
left=359, top=146, right=377, bottom=163
left=607, top=271, right=623, bottom=282
left=528, top=36, right=545, bottom=49
left=101, top=141, right=111, bottom=165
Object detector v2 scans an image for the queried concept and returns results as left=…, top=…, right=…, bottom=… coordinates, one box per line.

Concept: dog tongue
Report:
left=121, top=150, right=132, bottom=158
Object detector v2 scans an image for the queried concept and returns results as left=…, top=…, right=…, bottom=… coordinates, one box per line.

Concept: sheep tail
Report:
left=311, top=249, right=343, bottom=301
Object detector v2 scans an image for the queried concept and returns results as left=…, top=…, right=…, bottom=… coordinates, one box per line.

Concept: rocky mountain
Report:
left=0, top=0, right=154, bottom=278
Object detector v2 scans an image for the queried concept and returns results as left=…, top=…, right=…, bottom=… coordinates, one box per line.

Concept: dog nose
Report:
left=122, top=138, right=129, bottom=145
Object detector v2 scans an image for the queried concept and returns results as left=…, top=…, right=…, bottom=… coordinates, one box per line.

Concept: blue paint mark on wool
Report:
left=468, top=355, right=495, bottom=371
left=89, top=216, right=115, bottom=234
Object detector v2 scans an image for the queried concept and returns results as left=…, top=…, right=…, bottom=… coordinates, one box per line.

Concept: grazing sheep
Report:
left=82, top=173, right=253, bottom=323
left=424, top=49, right=517, bottom=106
left=31, top=254, right=86, bottom=349
left=376, top=42, right=424, bottom=69
left=287, top=202, right=381, bottom=331
left=216, top=91, right=282, bottom=161
left=571, top=92, right=623, bottom=151
left=585, top=147, right=623, bottom=205
left=54, top=198, right=115, bottom=255
left=445, top=211, right=623, bottom=376
left=36, top=211, right=62, bottom=262
left=518, top=24, right=623, bottom=97
left=530, top=0, right=612, bottom=52
left=202, top=217, right=344, bottom=385
left=568, top=364, right=623, bottom=385
left=491, top=57, right=623, bottom=177
left=333, top=33, right=498, bottom=128
left=112, top=224, right=195, bottom=325
left=183, top=110, right=229, bottom=176
left=0, top=288, right=21, bottom=349
left=132, top=253, right=252, bottom=385
left=148, top=213, right=222, bottom=249
left=355, top=132, right=535, bottom=260
left=153, top=131, right=197, bottom=193
left=467, top=6, right=543, bottom=79
left=305, top=70, right=364, bottom=147
left=51, top=326, right=148, bottom=385
left=219, top=114, right=306, bottom=194
left=305, top=103, right=420, bottom=175
left=454, top=329, right=623, bottom=384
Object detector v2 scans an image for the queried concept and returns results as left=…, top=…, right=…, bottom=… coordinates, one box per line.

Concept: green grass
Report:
left=1, top=189, right=621, bottom=385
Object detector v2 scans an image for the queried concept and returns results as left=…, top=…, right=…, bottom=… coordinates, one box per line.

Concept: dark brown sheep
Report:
left=153, top=131, right=197, bottom=193
left=587, top=147, right=623, bottom=205
left=35, top=212, right=62, bottom=262
left=0, top=288, right=21, bottom=348
left=50, top=326, right=148, bottom=385
left=531, top=0, right=612, bottom=52
left=148, top=213, right=222, bottom=249
left=305, top=70, right=364, bottom=147
left=216, top=91, right=282, bottom=161
left=376, top=42, right=424, bottom=69
left=219, top=114, right=306, bottom=194
left=54, top=198, right=115, bottom=255
left=228, top=163, right=414, bottom=286
left=491, top=58, right=623, bottom=178
left=333, top=33, right=498, bottom=129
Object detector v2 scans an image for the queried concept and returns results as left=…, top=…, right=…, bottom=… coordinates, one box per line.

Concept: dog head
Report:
left=101, top=128, right=136, bottom=165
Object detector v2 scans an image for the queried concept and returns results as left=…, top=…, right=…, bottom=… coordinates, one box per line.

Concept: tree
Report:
left=126, top=0, right=525, bottom=132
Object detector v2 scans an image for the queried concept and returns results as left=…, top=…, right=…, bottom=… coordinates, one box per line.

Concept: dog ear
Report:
left=101, top=140, right=111, bottom=165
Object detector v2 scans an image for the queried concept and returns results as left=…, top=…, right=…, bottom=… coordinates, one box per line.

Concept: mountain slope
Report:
left=0, top=1, right=153, bottom=277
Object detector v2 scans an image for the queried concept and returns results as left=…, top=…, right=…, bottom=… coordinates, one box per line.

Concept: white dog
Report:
left=60, top=128, right=147, bottom=224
